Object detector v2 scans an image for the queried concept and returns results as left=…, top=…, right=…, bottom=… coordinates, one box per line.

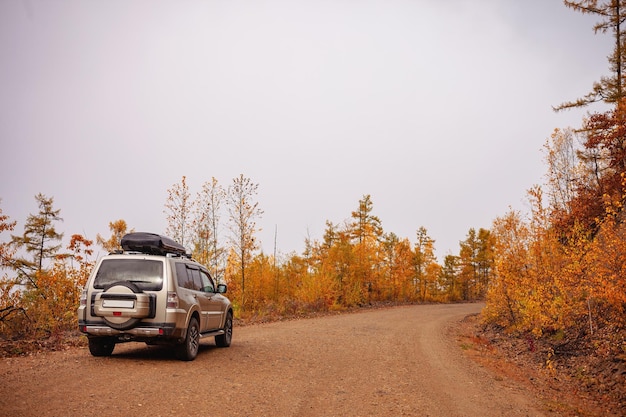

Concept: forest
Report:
left=1, top=0, right=625, bottom=368
left=0, top=182, right=493, bottom=340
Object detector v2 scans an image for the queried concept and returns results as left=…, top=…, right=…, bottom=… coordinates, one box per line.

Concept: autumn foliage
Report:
left=0, top=186, right=494, bottom=346
left=484, top=102, right=626, bottom=360
left=0, top=196, right=94, bottom=343
left=4, top=100, right=626, bottom=362
left=218, top=193, right=490, bottom=319
left=3, top=108, right=626, bottom=362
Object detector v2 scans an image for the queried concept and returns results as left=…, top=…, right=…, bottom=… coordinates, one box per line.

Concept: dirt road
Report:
left=0, top=303, right=546, bottom=417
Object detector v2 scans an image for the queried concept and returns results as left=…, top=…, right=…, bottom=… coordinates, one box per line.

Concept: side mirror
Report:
left=217, top=284, right=227, bottom=294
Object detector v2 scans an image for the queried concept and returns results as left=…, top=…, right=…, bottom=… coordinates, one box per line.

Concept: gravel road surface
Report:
left=0, top=303, right=546, bottom=417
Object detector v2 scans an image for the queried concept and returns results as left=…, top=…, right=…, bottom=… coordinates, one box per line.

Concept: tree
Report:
left=556, top=0, right=626, bottom=110
left=326, top=227, right=360, bottom=306
left=226, top=174, right=263, bottom=309
left=0, top=201, right=16, bottom=269
left=486, top=188, right=588, bottom=337
left=194, top=177, right=226, bottom=280
left=11, top=193, right=64, bottom=289
left=380, top=232, right=400, bottom=300
left=484, top=210, right=530, bottom=330
left=552, top=104, right=626, bottom=239
left=412, top=227, right=438, bottom=301
left=439, top=254, right=461, bottom=301
left=543, top=128, right=581, bottom=212
left=583, top=103, right=626, bottom=186
left=1, top=197, right=98, bottom=338
left=390, top=237, right=415, bottom=302
left=349, top=195, right=383, bottom=245
left=584, top=202, right=626, bottom=330
left=321, top=220, right=338, bottom=250
left=458, top=228, right=495, bottom=300
left=96, top=219, right=132, bottom=253
left=349, top=195, right=383, bottom=301
left=475, top=228, right=495, bottom=297
left=0, top=202, right=23, bottom=332
left=65, top=234, right=95, bottom=283
left=31, top=234, right=94, bottom=335
left=288, top=251, right=335, bottom=312
left=304, top=225, right=344, bottom=308
left=164, top=175, right=193, bottom=249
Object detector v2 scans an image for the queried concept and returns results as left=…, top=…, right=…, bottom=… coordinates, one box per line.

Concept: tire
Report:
left=215, top=311, right=233, bottom=348
left=176, top=317, right=200, bottom=361
left=101, top=281, right=143, bottom=331
left=88, top=337, right=115, bottom=357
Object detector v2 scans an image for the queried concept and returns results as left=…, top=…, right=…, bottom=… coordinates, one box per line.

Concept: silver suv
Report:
left=78, top=232, right=233, bottom=361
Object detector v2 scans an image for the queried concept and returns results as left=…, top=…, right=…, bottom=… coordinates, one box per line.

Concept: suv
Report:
left=78, top=232, right=233, bottom=361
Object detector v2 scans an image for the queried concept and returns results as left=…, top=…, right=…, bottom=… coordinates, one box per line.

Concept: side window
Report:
left=189, top=267, right=202, bottom=291
left=199, top=270, right=214, bottom=293
left=175, top=263, right=194, bottom=290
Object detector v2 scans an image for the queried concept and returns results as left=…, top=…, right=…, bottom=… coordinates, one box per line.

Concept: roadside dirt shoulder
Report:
left=456, top=314, right=625, bottom=417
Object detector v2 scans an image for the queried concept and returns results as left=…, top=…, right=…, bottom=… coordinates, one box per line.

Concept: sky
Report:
left=0, top=0, right=613, bottom=260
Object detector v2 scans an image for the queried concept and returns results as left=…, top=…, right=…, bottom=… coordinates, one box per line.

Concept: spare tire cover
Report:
left=98, top=281, right=144, bottom=331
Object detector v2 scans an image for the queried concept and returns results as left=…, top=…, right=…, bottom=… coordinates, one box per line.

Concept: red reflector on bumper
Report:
left=113, top=311, right=122, bottom=316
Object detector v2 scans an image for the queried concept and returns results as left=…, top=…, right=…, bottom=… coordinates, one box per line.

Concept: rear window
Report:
left=94, top=258, right=164, bottom=291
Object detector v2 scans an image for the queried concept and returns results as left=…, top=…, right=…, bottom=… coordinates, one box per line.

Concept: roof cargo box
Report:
left=120, top=232, right=186, bottom=256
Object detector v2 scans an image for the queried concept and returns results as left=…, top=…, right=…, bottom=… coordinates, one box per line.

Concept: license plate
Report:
left=102, top=299, right=134, bottom=309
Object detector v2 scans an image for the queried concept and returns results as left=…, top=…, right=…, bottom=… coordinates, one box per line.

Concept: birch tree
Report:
left=226, top=174, right=263, bottom=309
left=164, top=176, right=193, bottom=249
left=194, top=177, right=226, bottom=280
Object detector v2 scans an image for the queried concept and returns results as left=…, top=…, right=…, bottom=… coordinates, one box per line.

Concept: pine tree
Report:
left=556, top=0, right=626, bottom=109
left=11, top=193, right=64, bottom=289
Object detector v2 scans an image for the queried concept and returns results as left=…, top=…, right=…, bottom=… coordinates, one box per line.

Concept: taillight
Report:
left=166, top=291, right=178, bottom=308
left=79, top=289, right=87, bottom=306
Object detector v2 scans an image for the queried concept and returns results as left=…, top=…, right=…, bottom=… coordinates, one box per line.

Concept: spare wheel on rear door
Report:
left=94, top=281, right=154, bottom=330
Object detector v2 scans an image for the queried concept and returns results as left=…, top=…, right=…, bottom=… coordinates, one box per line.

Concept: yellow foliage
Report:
left=0, top=234, right=94, bottom=339
left=485, top=179, right=626, bottom=346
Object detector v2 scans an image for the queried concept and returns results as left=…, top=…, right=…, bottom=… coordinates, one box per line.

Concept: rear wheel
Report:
left=88, top=337, right=115, bottom=357
left=215, top=311, right=233, bottom=348
left=176, top=317, right=200, bottom=361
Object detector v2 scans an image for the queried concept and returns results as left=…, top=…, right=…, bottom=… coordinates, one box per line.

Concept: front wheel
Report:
left=215, top=311, right=233, bottom=348
left=88, top=337, right=115, bottom=357
left=176, top=317, right=200, bottom=361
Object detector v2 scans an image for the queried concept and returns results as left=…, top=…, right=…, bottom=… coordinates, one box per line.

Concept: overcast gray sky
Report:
left=0, top=0, right=612, bottom=259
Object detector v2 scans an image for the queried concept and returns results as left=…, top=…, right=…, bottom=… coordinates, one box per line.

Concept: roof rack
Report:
left=120, top=232, right=187, bottom=257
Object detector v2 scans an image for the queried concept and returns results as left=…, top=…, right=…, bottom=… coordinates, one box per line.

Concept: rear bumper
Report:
left=78, top=321, right=180, bottom=339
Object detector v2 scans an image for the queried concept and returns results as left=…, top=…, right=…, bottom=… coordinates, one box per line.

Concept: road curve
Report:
left=0, top=303, right=545, bottom=417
